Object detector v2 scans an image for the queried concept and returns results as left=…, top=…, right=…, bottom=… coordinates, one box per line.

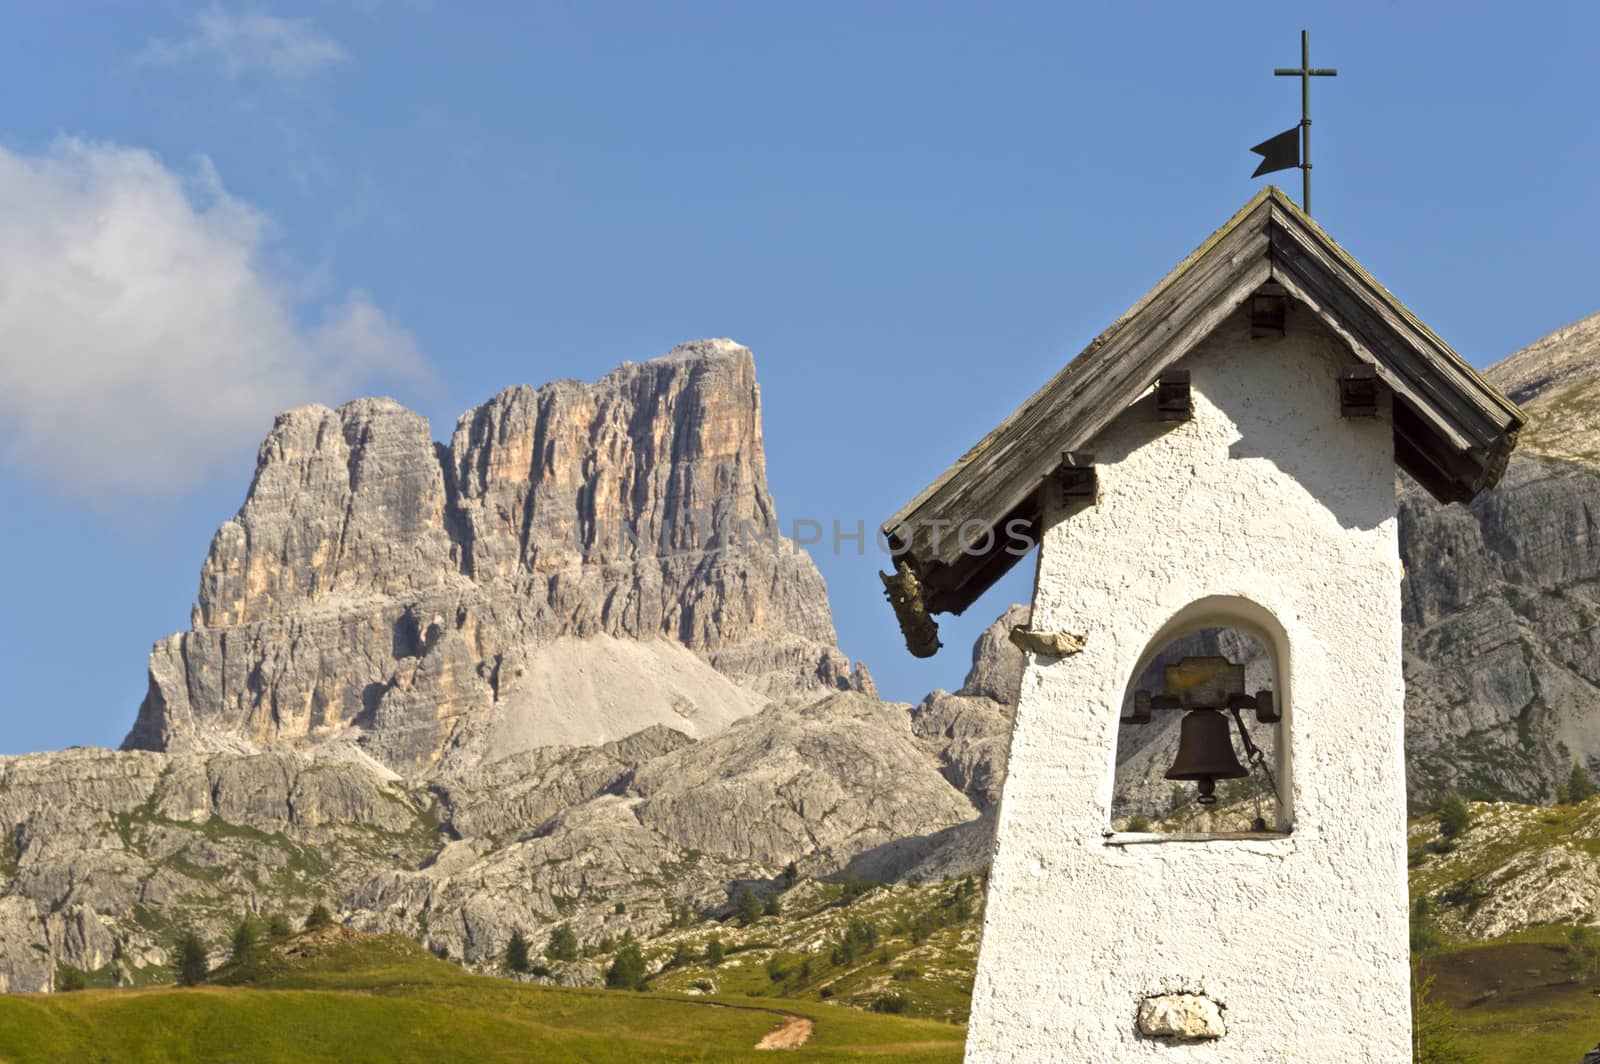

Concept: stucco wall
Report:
left=965, top=305, right=1412, bottom=1062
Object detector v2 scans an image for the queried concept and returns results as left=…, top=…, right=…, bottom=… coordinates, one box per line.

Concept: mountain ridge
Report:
left=124, top=338, right=868, bottom=771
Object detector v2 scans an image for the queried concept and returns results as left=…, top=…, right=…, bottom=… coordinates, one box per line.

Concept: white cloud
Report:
left=0, top=138, right=430, bottom=500
left=138, top=7, right=347, bottom=79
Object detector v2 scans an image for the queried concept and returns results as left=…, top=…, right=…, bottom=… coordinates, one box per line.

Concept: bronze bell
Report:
left=1165, top=708, right=1248, bottom=804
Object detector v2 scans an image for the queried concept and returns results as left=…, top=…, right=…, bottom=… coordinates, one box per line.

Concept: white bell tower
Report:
left=878, top=188, right=1523, bottom=1062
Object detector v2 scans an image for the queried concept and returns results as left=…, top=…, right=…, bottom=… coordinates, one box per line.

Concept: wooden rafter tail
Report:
left=880, top=561, right=942, bottom=658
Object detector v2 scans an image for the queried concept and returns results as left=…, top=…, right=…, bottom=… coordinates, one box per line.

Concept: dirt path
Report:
left=755, top=1015, right=815, bottom=1050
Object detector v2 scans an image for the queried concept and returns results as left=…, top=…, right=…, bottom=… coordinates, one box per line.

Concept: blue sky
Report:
left=2, top=3, right=1597, bottom=755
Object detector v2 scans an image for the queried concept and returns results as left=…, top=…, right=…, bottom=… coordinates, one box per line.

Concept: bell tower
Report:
left=877, top=188, right=1523, bottom=1062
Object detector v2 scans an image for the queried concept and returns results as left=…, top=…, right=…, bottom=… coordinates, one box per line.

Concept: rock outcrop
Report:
left=1399, top=315, right=1600, bottom=803
left=124, top=341, right=867, bottom=771
left=2, top=688, right=987, bottom=987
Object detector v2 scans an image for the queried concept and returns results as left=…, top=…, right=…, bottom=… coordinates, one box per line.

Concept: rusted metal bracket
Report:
left=1121, top=655, right=1278, bottom=724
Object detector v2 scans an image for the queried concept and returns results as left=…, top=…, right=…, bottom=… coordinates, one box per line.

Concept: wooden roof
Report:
left=880, top=186, right=1524, bottom=638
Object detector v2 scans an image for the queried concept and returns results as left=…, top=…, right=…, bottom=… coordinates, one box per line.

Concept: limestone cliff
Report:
left=123, top=340, right=867, bottom=771
left=1399, top=313, right=1600, bottom=803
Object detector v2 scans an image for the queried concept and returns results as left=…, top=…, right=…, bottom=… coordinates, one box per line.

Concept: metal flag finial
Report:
left=1265, top=29, right=1337, bottom=215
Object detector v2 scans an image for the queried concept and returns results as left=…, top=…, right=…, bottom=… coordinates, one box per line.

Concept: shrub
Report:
left=782, top=861, right=800, bottom=890
left=763, top=892, right=782, bottom=917
left=55, top=966, right=87, bottom=992
left=545, top=923, right=578, bottom=962
left=872, top=993, right=908, bottom=1014
left=605, top=938, right=647, bottom=991
left=1436, top=792, right=1472, bottom=838
left=266, top=913, right=293, bottom=941
left=505, top=928, right=531, bottom=974
left=173, top=932, right=209, bottom=986
left=614, top=901, right=626, bottom=915
left=668, top=942, right=695, bottom=969
left=705, top=936, right=725, bottom=966
left=1125, top=815, right=1152, bottom=833
left=303, top=903, right=334, bottom=932
left=765, top=954, right=786, bottom=982
left=840, top=872, right=876, bottom=903
left=529, top=963, right=550, bottom=978
left=830, top=916, right=879, bottom=965
left=1437, top=878, right=1488, bottom=914
left=819, top=985, right=834, bottom=999
left=692, top=979, right=714, bottom=992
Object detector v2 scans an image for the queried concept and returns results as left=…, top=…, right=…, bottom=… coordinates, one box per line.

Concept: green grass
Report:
left=1450, top=994, right=1600, bottom=1063
left=0, top=930, right=965, bottom=1063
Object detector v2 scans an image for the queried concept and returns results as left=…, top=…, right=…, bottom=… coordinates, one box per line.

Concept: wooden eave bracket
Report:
left=1339, top=364, right=1383, bottom=418
left=1050, top=451, right=1098, bottom=501
left=1249, top=281, right=1288, bottom=338
left=880, top=560, right=941, bottom=658
left=1155, top=371, right=1192, bottom=421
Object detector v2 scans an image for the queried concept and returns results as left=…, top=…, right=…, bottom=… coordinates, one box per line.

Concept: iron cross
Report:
left=1274, top=30, right=1337, bottom=215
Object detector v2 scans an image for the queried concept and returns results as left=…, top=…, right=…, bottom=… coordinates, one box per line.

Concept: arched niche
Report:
left=1111, top=595, right=1293, bottom=836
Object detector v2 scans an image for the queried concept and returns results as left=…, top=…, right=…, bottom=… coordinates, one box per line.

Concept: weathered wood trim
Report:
left=900, top=226, right=1274, bottom=571
left=1266, top=217, right=1512, bottom=449
left=879, top=185, right=1527, bottom=629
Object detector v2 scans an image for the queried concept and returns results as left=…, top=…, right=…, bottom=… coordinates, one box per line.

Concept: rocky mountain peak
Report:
left=1487, top=310, right=1600, bottom=465
left=124, top=340, right=865, bottom=771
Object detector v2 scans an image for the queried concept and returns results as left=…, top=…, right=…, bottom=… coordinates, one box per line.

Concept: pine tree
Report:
left=230, top=915, right=261, bottom=966
left=1569, top=762, right=1596, bottom=804
left=266, top=913, right=293, bottom=941
left=303, top=903, right=334, bottom=931
left=1436, top=791, right=1472, bottom=838
left=1412, top=974, right=1474, bottom=1063
left=605, top=936, right=647, bottom=991
left=763, top=892, right=782, bottom=917
left=173, top=932, right=209, bottom=986
left=506, top=928, right=531, bottom=974
left=782, top=861, right=800, bottom=890
left=545, top=923, right=578, bottom=962
left=705, top=936, right=724, bottom=966
left=735, top=886, right=763, bottom=925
